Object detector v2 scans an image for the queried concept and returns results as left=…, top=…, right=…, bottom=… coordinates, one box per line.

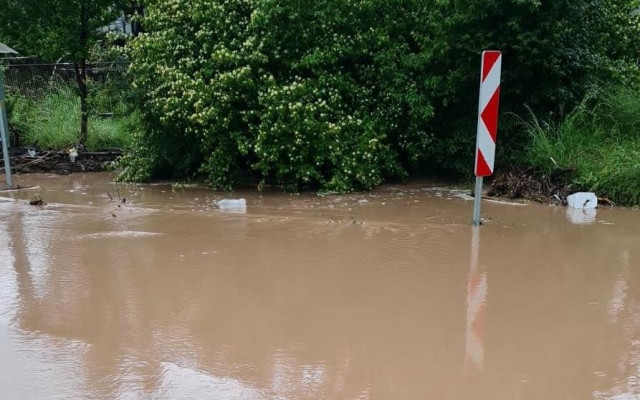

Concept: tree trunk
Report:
left=9, top=122, right=20, bottom=148
left=79, top=83, right=88, bottom=146
left=128, top=2, right=145, bottom=37
left=73, top=61, right=88, bottom=146
left=75, top=1, right=90, bottom=146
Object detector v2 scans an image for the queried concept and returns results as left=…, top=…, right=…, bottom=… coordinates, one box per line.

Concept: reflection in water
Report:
left=594, top=251, right=640, bottom=400
left=23, top=209, right=57, bottom=298
left=566, top=206, right=597, bottom=225
left=160, top=362, right=261, bottom=399
left=608, top=251, right=630, bottom=324
left=0, top=174, right=639, bottom=400
left=0, top=203, right=17, bottom=324
left=465, top=227, right=487, bottom=376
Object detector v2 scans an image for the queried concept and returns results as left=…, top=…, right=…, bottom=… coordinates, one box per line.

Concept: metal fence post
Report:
left=0, top=68, right=13, bottom=188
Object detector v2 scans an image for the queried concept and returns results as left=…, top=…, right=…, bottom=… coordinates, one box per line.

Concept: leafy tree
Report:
left=0, top=0, right=130, bottom=144
left=123, top=0, right=640, bottom=190
left=422, top=0, right=640, bottom=172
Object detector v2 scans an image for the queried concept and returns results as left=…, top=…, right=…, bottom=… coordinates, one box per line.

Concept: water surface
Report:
left=0, top=173, right=638, bottom=399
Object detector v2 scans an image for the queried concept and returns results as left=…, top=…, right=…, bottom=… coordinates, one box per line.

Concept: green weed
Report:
left=8, top=84, right=134, bottom=151
left=518, top=87, right=640, bottom=206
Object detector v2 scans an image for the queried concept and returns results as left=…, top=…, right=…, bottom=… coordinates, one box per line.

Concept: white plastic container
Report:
left=567, top=192, right=598, bottom=209
left=216, top=199, right=246, bottom=212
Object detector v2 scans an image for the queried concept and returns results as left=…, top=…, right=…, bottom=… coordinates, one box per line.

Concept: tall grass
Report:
left=518, top=86, right=640, bottom=206
left=8, top=84, right=134, bottom=151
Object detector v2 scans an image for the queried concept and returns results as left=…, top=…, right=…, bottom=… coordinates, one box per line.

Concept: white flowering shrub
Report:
left=254, top=75, right=402, bottom=191
left=121, top=0, right=422, bottom=190
left=121, top=0, right=640, bottom=190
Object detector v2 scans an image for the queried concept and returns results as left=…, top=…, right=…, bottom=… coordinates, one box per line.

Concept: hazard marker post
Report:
left=473, top=51, right=502, bottom=226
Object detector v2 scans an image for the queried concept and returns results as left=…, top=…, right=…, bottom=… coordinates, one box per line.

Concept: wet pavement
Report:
left=0, top=173, right=639, bottom=400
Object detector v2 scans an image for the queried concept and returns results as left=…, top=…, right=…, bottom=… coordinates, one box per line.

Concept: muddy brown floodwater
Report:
left=0, top=173, right=639, bottom=400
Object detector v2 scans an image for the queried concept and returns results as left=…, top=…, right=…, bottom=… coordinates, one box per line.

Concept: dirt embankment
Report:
left=1, top=148, right=121, bottom=175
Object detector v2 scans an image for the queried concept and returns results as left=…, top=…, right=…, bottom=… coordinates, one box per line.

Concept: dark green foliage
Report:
left=518, top=87, right=640, bottom=206
left=0, top=0, right=130, bottom=144
left=122, top=0, right=640, bottom=191
left=0, top=0, right=126, bottom=61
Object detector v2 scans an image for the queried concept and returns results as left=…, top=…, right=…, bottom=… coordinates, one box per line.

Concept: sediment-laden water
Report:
left=0, top=173, right=638, bottom=399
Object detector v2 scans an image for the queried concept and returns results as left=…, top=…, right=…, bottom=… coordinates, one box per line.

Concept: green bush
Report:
left=518, top=86, right=640, bottom=206
left=123, top=0, right=640, bottom=191
left=253, top=76, right=403, bottom=192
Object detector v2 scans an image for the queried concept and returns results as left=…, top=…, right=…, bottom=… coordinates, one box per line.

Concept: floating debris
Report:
left=29, top=195, right=45, bottom=207
left=567, top=192, right=597, bottom=209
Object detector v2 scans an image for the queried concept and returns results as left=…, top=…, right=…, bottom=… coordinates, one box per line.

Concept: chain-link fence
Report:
left=4, top=60, right=134, bottom=150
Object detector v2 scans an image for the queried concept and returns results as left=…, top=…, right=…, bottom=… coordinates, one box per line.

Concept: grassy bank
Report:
left=517, top=87, right=640, bottom=206
left=7, top=86, right=135, bottom=151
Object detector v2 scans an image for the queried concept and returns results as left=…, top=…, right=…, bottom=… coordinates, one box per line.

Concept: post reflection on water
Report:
left=594, top=250, right=640, bottom=400
left=465, top=227, right=487, bottom=377
left=0, top=173, right=639, bottom=400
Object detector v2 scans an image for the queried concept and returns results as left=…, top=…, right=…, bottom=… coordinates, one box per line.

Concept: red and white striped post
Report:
left=473, top=51, right=502, bottom=226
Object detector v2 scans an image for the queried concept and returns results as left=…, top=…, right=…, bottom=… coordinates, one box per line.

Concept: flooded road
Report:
left=0, top=173, right=639, bottom=400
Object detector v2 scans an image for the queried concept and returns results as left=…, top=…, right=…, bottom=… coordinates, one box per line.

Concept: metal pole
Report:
left=0, top=68, right=13, bottom=188
left=472, top=177, right=483, bottom=226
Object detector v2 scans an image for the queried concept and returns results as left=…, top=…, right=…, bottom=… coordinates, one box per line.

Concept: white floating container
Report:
left=216, top=198, right=246, bottom=213
left=567, top=192, right=598, bottom=209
